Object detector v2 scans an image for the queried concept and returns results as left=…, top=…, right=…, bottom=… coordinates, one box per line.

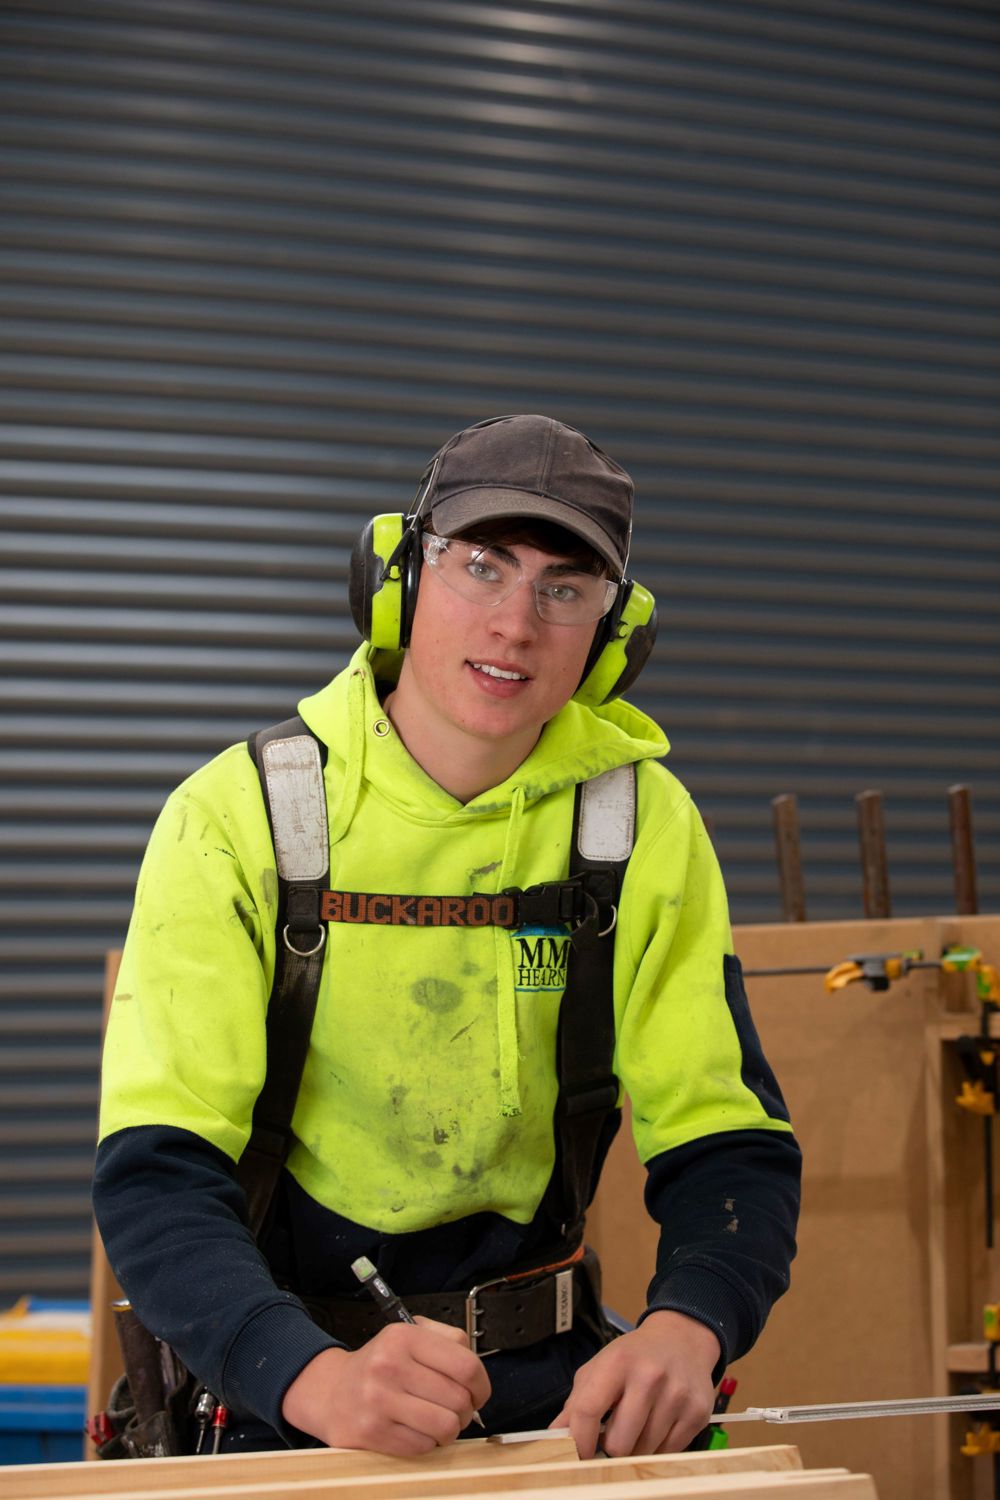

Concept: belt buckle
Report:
left=464, top=1273, right=507, bottom=1357
left=464, top=1265, right=576, bottom=1355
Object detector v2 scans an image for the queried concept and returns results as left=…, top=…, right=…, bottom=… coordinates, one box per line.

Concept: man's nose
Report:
left=488, top=579, right=540, bottom=640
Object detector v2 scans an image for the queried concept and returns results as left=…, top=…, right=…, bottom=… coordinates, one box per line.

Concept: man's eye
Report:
left=540, top=581, right=582, bottom=605
left=467, top=559, right=502, bottom=583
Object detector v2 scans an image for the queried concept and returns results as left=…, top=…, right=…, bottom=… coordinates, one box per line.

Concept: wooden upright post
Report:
left=947, top=784, right=978, bottom=915
left=771, top=793, right=807, bottom=923
left=855, top=790, right=891, bottom=919
left=85, top=952, right=125, bottom=1458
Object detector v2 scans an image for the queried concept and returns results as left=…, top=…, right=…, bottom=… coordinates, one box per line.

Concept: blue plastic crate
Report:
left=0, top=1385, right=86, bottom=1464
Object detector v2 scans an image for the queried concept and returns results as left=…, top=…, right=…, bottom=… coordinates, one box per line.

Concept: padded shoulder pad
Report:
left=576, top=764, right=636, bottom=865
left=260, top=734, right=329, bottom=883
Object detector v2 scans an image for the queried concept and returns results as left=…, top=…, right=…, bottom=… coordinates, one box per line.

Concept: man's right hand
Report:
left=280, top=1316, right=491, bottom=1456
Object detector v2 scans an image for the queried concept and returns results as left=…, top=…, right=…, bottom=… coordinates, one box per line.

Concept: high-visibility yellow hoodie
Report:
left=94, top=643, right=800, bottom=1439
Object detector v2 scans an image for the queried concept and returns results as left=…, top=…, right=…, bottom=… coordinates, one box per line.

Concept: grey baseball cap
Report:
left=424, top=414, right=633, bottom=576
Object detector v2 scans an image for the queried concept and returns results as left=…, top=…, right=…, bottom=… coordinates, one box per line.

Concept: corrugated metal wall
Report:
left=1, top=1, right=998, bottom=1297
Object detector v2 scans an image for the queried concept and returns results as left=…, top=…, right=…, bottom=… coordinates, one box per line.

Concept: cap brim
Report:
left=430, top=488, right=623, bottom=574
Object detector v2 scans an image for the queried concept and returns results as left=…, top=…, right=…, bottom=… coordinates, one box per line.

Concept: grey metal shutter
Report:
left=1, top=1, right=997, bottom=1299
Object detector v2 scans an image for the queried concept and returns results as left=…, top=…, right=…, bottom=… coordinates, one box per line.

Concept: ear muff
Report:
left=572, top=579, right=657, bottom=708
left=348, top=513, right=423, bottom=649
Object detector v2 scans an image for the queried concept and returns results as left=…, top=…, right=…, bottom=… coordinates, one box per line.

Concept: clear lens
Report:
left=422, top=537, right=617, bottom=624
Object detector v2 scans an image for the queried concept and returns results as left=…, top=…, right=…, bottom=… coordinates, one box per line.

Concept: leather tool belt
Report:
left=301, top=1246, right=592, bottom=1356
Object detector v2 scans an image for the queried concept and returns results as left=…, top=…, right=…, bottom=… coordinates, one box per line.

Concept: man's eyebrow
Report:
left=470, top=542, right=590, bottom=576
left=539, top=561, right=592, bottom=577
left=471, top=541, right=518, bottom=564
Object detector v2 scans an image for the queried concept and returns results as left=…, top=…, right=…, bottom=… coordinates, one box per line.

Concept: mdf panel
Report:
left=587, top=914, right=1000, bottom=1500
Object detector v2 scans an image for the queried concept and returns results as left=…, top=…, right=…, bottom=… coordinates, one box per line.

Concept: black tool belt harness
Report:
left=241, top=716, right=637, bottom=1354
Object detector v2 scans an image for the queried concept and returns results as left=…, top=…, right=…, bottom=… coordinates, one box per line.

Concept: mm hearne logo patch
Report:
left=513, top=925, right=571, bottom=993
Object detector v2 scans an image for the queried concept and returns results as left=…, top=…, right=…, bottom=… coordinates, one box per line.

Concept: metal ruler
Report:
left=501, top=1394, right=1000, bottom=1443
left=714, top=1393, right=1000, bottom=1424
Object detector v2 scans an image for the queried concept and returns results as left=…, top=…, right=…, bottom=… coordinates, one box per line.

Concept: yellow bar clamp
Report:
left=963, top=1422, right=1000, bottom=1458
left=957, top=1078, right=996, bottom=1117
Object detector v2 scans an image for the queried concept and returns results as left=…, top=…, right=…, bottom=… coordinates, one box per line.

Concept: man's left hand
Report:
left=548, top=1309, right=721, bottom=1459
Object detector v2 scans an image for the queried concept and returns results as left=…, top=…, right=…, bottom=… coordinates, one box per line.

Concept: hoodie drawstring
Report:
left=329, top=668, right=367, bottom=848
left=493, top=784, right=525, bottom=1117
left=330, top=667, right=526, bottom=1118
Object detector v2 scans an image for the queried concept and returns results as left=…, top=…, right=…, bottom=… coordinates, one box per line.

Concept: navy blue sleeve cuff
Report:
left=640, top=1129, right=801, bottom=1383
left=221, top=1301, right=346, bottom=1445
left=638, top=1263, right=750, bottom=1384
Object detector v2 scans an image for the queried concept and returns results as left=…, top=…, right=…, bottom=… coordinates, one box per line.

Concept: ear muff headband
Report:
left=572, top=580, right=657, bottom=708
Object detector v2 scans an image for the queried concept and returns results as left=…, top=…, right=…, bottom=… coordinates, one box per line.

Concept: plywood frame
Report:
left=588, top=913, right=1000, bottom=1500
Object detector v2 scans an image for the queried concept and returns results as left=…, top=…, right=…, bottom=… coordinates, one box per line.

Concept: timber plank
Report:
left=0, top=1440, right=803, bottom=1500
left=1, top=1435, right=576, bottom=1499
left=441, top=1480, right=875, bottom=1500
left=8, top=1467, right=876, bottom=1500
left=396, top=1475, right=875, bottom=1500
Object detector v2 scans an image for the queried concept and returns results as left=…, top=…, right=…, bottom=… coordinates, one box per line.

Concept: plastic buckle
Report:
left=511, top=882, right=582, bottom=929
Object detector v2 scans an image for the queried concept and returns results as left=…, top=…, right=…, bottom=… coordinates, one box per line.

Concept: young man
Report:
left=94, top=414, right=800, bottom=1461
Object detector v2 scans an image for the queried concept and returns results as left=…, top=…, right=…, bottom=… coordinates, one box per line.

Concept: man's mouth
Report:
left=470, top=662, right=530, bottom=682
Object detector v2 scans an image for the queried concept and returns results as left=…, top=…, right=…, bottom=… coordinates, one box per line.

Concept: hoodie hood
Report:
left=297, top=644, right=670, bottom=1119
left=299, top=642, right=669, bottom=825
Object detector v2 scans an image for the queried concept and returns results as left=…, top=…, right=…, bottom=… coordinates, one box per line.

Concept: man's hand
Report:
left=281, top=1316, right=491, bottom=1457
left=549, top=1309, right=720, bottom=1459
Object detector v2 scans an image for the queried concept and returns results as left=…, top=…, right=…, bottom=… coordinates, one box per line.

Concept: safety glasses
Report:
left=422, top=536, right=618, bottom=625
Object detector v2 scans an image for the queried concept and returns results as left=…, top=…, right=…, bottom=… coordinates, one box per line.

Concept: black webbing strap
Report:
left=554, top=764, right=636, bottom=1243
left=238, top=717, right=329, bottom=1239
left=316, top=883, right=594, bottom=929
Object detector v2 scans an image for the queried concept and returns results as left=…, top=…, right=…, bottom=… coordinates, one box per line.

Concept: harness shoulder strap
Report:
left=235, top=729, right=635, bottom=1249
left=237, top=716, right=329, bottom=1238
left=555, top=762, right=637, bottom=1243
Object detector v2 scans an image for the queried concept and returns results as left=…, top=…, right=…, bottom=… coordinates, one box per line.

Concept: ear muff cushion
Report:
left=573, top=580, right=657, bottom=707
left=348, top=520, right=380, bottom=640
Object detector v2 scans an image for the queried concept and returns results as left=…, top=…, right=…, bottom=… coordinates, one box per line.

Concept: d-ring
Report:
left=597, top=904, right=618, bottom=939
left=282, top=924, right=326, bottom=958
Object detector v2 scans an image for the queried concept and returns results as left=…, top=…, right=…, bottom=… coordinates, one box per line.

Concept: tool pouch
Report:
left=86, top=1373, right=133, bottom=1459
left=121, top=1406, right=184, bottom=1461
left=94, top=1304, right=199, bottom=1459
left=574, top=1245, right=626, bottom=1346
left=96, top=1363, right=199, bottom=1459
